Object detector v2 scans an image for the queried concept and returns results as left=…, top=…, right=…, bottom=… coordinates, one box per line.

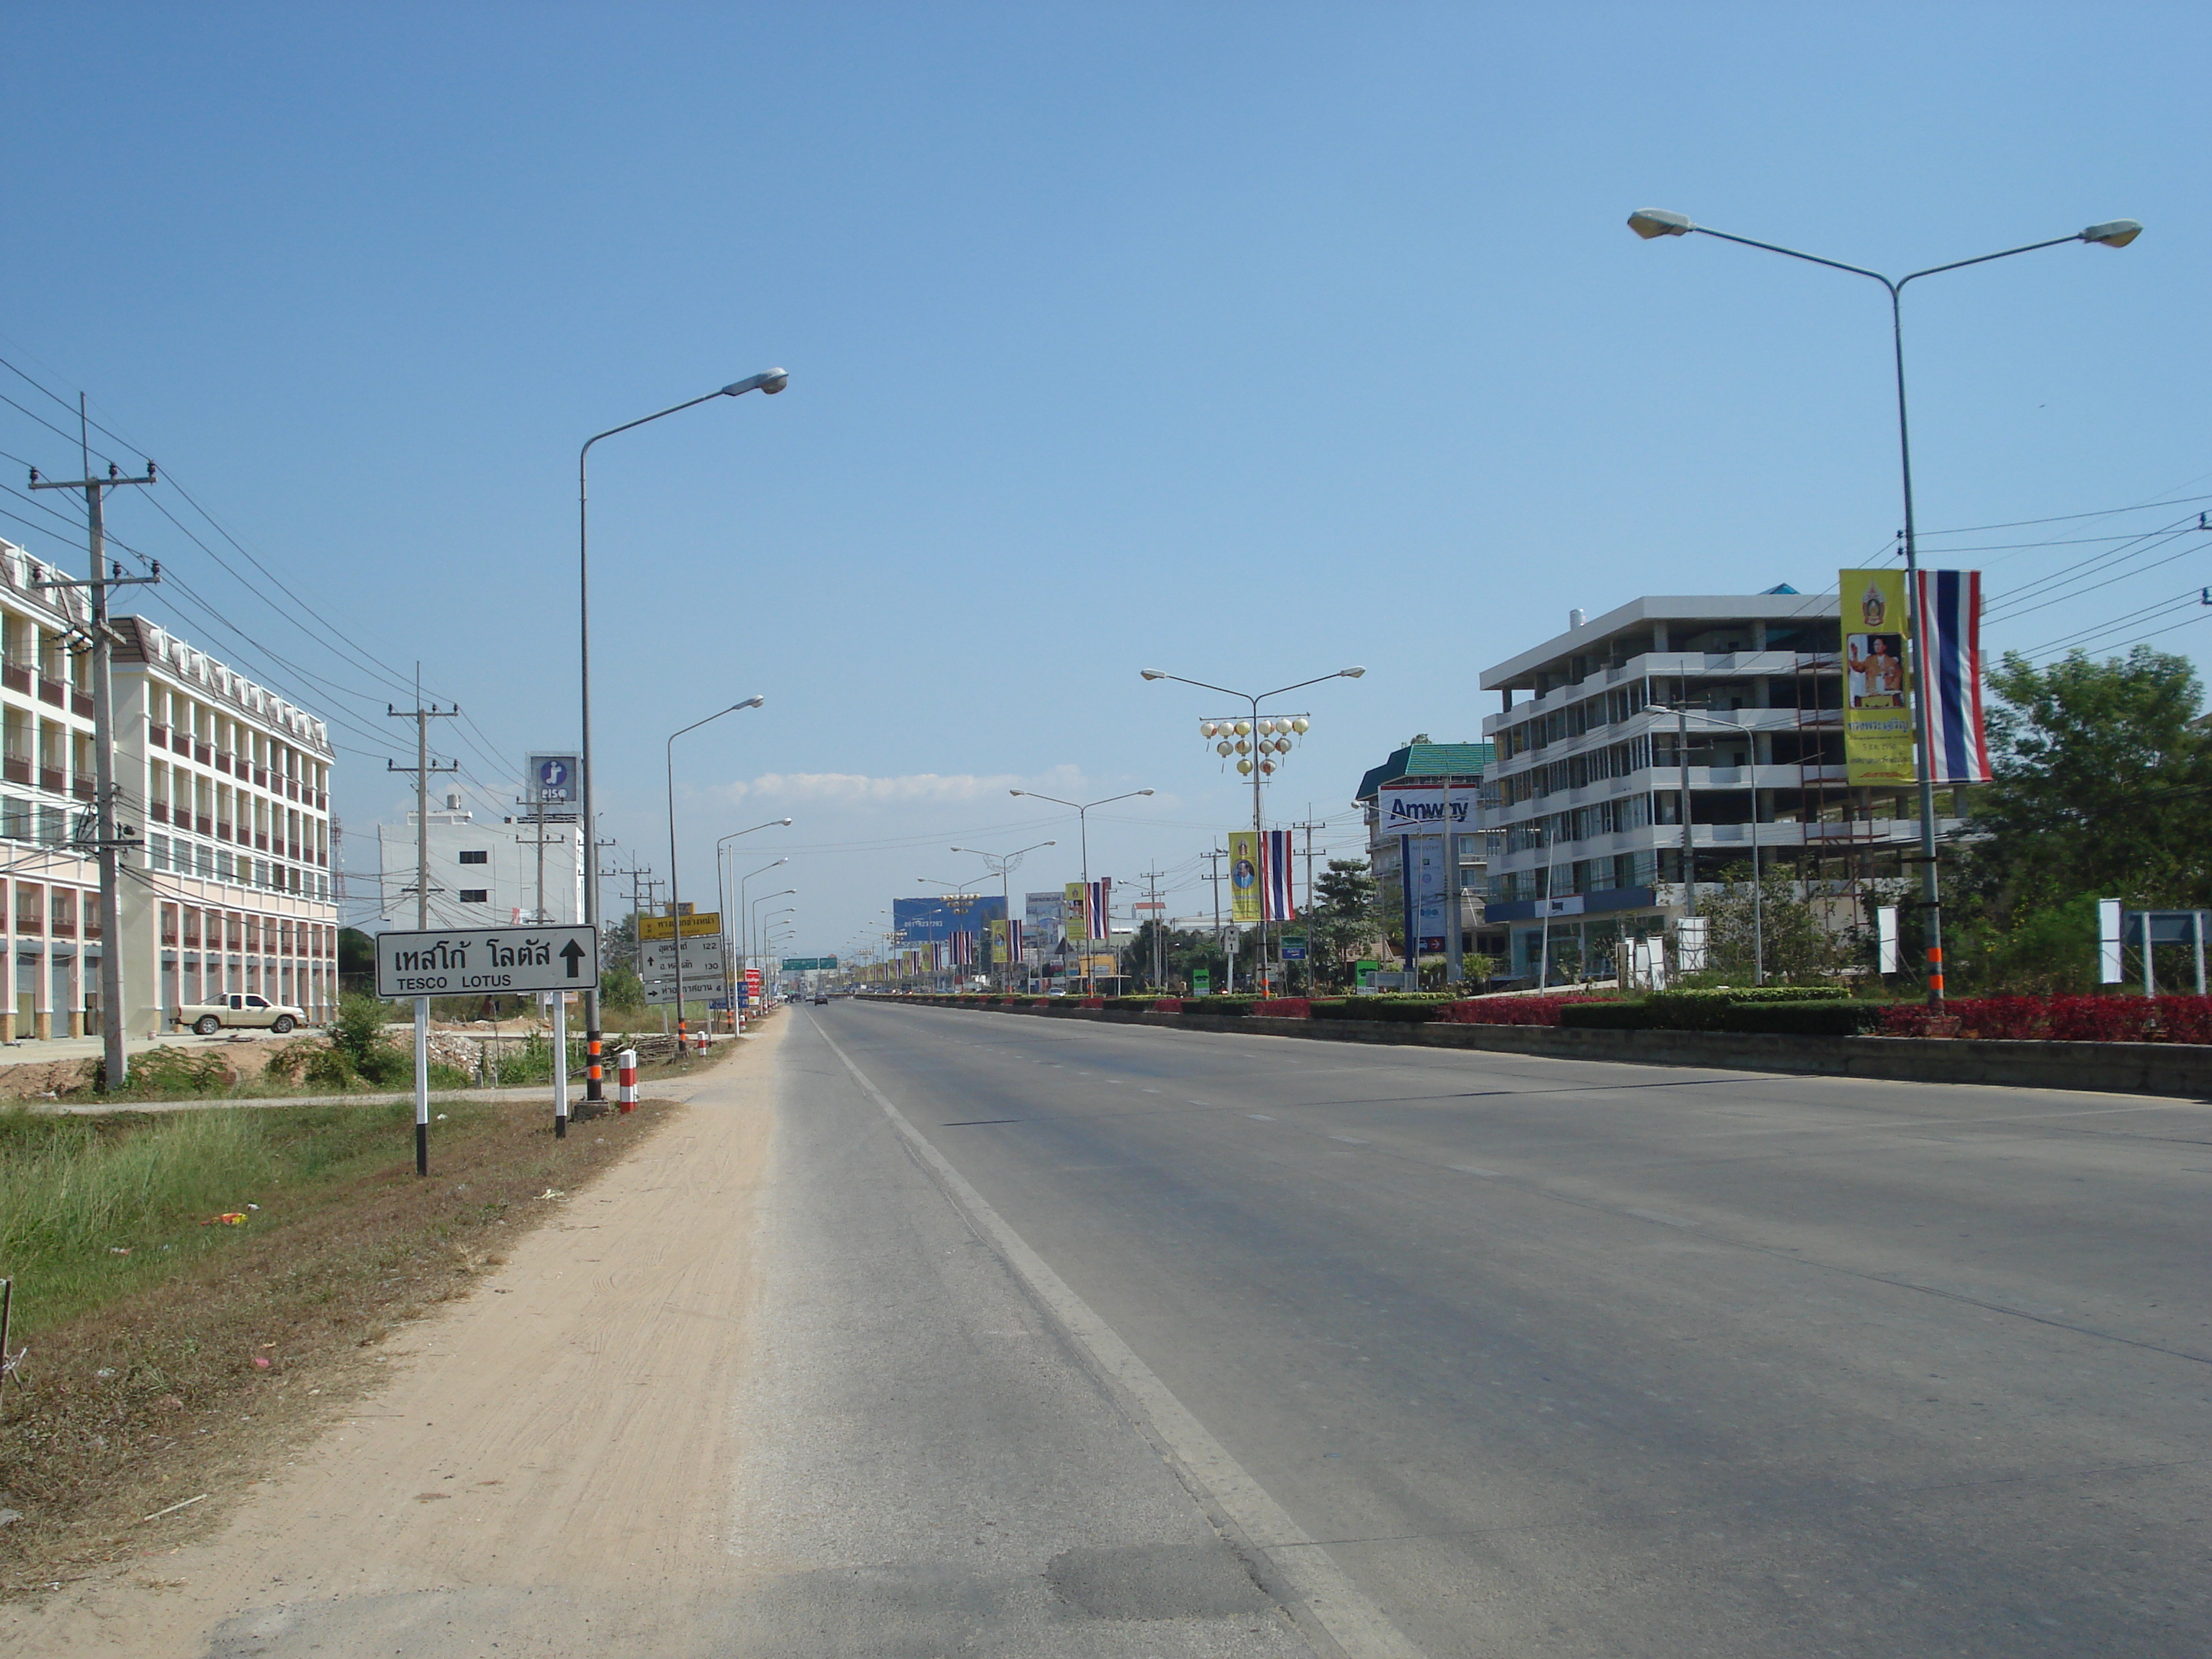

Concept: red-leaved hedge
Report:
left=1881, top=994, right=2212, bottom=1044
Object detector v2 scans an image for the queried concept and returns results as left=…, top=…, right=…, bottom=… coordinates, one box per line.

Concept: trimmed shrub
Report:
left=1559, top=1002, right=1658, bottom=1030
left=1251, top=998, right=1312, bottom=1018
left=1432, top=994, right=1610, bottom=1026
left=1881, top=993, right=2212, bottom=1043
left=1720, top=999, right=1885, bottom=1036
left=1187, top=998, right=1256, bottom=1017
left=1310, top=997, right=1450, bottom=1022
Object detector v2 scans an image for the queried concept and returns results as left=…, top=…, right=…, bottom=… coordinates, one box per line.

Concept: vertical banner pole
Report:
left=413, top=996, right=430, bottom=1177
left=554, top=993, right=570, bottom=1138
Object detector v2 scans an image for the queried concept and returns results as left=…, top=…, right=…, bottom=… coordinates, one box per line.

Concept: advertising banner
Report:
left=1063, top=881, right=1089, bottom=943
left=1228, top=831, right=1262, bottom=924
left=1376, top=784, right=1473, bottom=832
left=1840, top=567, right=1916, bottom=786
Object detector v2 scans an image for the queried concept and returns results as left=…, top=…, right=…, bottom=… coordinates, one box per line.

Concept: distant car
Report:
left=179, top=992, right=305, bottom=1036
left=811, top=992, right=829, bottom=1004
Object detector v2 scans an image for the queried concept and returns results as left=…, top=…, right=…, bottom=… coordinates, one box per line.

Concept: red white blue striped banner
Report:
left=1912, top=569, right=1991, bottom=785
left=1087, top=878, right=1111, bottom=942
left=1263, top=830, right=1296, bottom=922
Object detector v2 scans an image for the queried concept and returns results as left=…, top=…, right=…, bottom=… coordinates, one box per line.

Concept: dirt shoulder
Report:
left=0, top=1011, right=781, bottom=1655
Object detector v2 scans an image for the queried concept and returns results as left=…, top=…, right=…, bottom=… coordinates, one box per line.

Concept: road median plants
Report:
left=0, top=1092, right=677, bottom=1593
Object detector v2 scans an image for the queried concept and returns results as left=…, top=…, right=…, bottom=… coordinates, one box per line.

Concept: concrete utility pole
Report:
left=28, top=404, right=160, bottom=1092
left=1136, top=863, right=1170, bottom=990
left=1292, top=814, right=1326, bottom=992
left=385, top=670, right=460, bottom=927
left=1205, top=846, right=1228, bottom=989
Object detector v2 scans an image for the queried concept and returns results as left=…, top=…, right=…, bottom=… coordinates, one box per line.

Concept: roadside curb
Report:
left=874, top=999, right=2212, bottom=1100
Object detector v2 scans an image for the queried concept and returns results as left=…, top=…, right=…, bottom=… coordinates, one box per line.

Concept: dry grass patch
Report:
left=0, top=1095, right=678, bottom=1596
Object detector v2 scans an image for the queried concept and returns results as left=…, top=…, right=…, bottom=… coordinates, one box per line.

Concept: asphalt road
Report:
left=794, top=1000, right=2210, bottom=1659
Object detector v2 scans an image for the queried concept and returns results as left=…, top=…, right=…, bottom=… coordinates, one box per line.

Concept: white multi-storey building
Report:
left=0, top=539, right=339, bottom=1040
left=1478, top=592, right=1971, bottom=983
left=371, top=796, right=584, bottom=931
left=112, top=616, right=339, bottom=1033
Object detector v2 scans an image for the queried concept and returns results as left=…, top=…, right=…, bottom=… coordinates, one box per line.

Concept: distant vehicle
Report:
left=812, top=992, right=829, bottom=1004
left=179, top=992, right=305, bottom=1036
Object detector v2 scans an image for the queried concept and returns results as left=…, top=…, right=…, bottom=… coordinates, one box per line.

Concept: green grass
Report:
left=0, top=1100, right=477, bottom=1337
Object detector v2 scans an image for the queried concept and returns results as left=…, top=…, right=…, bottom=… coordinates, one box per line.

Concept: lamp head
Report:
left=737, top=694, right=766, bottom=711
left=778, top=817, right=792, bottom=826
left=1627, top=209, right=1694, bottom=239
left=2080, top=219, right=2142, bottom=248
left=723, top=368, right=791, bottom=396
left=1140, top=669, right=1166, bottom=680
left=1138, top=789, right=1156, bottom=796
left=1339, top=665, right=1366, bottom=678
left=1008, top=788, right=1025, bottom=797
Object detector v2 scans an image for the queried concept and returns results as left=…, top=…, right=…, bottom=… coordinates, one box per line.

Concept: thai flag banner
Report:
left=951, top=930, right=974, bottom=966
left=1007, top=918, right=1025, bottom=959
left=1912, top=569, right=1991, bottom=785
left=1087, top=878, right=1111, bottom=943
left=1263, top=830, right=1297, bottom=922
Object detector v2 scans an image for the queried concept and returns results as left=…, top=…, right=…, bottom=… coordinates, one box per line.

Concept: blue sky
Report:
left=4, top=4, right=2206, bottom=959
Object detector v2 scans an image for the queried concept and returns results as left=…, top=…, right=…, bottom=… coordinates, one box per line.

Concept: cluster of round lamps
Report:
left=1200, top=716, right=1310, bottom=776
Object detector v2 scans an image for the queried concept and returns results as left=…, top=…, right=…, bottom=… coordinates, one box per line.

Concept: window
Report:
left=245, top=994, right=269, bottom=1009
left=458, top=849, right=489, bottom=865
left=459, top=888, right=490, bottom=904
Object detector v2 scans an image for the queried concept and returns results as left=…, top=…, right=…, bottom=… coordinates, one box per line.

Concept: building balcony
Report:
left=1, top=664, right=28, bottom=695
left=39, top=766, right=63, bottom=794
left=149, top=801, right=168, bottom=823
left=71, top=692, right=93, bottom=718
left=170, top=731, right=191, bottom=757
left=71, top=777, right=93, bottom=801
left=37, top=678, right=66, bottom=707
left=3, top=756, right=26, bottom=786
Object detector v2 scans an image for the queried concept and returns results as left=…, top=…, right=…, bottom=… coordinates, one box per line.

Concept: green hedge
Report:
left=1308, top=997, right=1452, bottom=1022
left=1184, top=997, right=1256, bottom=1017
left=1103, top=996, right=1172, bottom=1011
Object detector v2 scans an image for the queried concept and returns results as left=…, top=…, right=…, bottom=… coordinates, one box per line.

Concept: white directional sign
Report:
left=376, top=925, right=599, bottom=997
left=639, top=937, right=728, bottom=979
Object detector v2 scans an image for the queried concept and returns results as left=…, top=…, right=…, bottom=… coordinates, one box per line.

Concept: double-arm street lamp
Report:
left=578, top=368, right=787, bottom=1092
left=951, top=840, right=1056, bottom=990
left=1627, top=210, right=2139, bottom=1001
left=1141, top=667, right=1364, bottom=989
left=753, top=890, right=797, bottom=974
left=1007, top=789, right=1154, bottom=992
left=715, top=823, right=791, bottom=1017
left=665, top=698, right=765, bottom=1049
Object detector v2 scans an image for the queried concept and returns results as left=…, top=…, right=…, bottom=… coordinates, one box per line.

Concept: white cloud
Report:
left=718, top=770, right=1034, bottom=806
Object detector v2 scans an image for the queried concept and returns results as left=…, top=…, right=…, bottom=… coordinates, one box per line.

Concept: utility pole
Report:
left=1135, top=863, right=1169, bottom=990
left=28, top=408, right=160, bottom=1093
left=1292, top=814, right=1326, bottom=993
left=385, top=671, right=460, bottom=928
left=1205, top=846, right=1229, bottom=991
left=385, top=670, right=458, bottom=1173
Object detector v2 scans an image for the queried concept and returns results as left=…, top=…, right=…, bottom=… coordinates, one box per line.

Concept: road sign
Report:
left=781, top=956, right=837, bottom=971
left=640, top=938, right=728, bottom=978
left=1279, top=933, right=1308, bottom=961
left=376, top=925, right=598, bottom=997
left=529, top=753, right=580, bottom=806
left=638, top=911, right=720, bottom=942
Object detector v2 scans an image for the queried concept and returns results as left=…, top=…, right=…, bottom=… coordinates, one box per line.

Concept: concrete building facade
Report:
left=0, top=541, right=339, bottom=1040
left=1478, top=592, right=1971, bottom=983
left=371, top=798, right=585, bottom=931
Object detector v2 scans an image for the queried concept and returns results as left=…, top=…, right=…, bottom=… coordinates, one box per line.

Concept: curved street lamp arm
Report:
left=1687, top=225, right=1892, bottom=291
left=1256, top=671, right=1354, bottom=703
left=1897, top=233, right=2085, bottom=291
left=580, top=389, right=732, bottom=469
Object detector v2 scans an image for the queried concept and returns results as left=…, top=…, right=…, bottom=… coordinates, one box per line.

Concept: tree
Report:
left=1307, top=858, right=1382, bottom=987
left=1699, top=861, right=1848, bottom=984
left=1120, top=922, right=1226, bottom=992
left=1952, top=647, right=2212, bottom=990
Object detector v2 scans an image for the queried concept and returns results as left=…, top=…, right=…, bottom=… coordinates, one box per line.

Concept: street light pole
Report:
left=1008, top=790, right=1154, bottom=992
left=950, top=841, right=1056, bottom=990
left=1629, top=211, right=2139, bottom=1002
left=715, top=820, right=790, bottom=1020
left=664, top=697, right=765, bottom=1056
left=578, top=369, right=786, bottom=1097
left=1141, top=667, right=1364, bottom=992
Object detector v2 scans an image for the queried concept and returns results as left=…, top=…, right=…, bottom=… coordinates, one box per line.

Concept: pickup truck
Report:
left=177, top=992, right=305, bottom=1036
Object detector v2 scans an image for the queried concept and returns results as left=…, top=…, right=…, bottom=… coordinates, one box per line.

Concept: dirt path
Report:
left=3, top=1015, right=782, bottom=1658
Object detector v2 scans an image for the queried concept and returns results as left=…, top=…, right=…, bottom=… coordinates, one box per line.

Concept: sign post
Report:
left=413, top=997, right=430, bottom=1176
left=376, top=926, right=601, bottom=1162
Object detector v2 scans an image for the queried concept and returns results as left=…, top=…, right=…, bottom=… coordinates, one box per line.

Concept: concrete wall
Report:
left=893, top=999, right=2212, bottom=1100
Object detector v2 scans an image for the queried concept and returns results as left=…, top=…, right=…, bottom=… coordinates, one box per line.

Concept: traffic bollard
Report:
left=618, top=1048, right=637, bottom=1114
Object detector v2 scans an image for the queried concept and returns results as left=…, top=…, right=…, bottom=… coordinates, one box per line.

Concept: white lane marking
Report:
left=813, top=1021, right=1424, bottom=1659
left=1329, top=1135, right=1370, bottom=1145
left=1142, top=1087, right=1162, bottom=1094
left=1448, top=1164, right=1501, bottom=1177
left=1247, top=1112, right=1274, bottom=1120
left=1188, top=1100, right=1213, bottom=1106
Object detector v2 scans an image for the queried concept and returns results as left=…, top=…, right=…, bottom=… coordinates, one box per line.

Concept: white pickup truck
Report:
left=177, top=992, right=305, bottom=1036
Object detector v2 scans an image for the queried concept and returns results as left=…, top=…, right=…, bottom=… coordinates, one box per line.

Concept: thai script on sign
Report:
left=392, top=940, right=469, bottom=972
left=484, top=935, right=553, bottom=968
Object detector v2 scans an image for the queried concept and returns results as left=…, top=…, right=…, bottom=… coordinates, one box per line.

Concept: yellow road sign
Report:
left=639, top=911, right=721, bottom=941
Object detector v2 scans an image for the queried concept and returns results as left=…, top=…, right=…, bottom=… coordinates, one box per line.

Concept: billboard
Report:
left=891, top=895, right=1005, bottom=943
left=528, top=754, right=580, bottom=806
left=1377, top=784, right=1473, bottom=832
left=1840, top=568, right=1916, bottom=787
left=1025, top=891, right=1064, bottom=949
left=1063, top=881, right=1088, bottom=943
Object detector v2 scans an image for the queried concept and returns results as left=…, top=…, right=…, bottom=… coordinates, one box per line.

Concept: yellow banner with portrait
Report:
left=1063, top=881, right=1088, bottom=944
left=1840, top=568, right=1916, bottom=786
left=1227, top=830, right=1262, bottom=925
